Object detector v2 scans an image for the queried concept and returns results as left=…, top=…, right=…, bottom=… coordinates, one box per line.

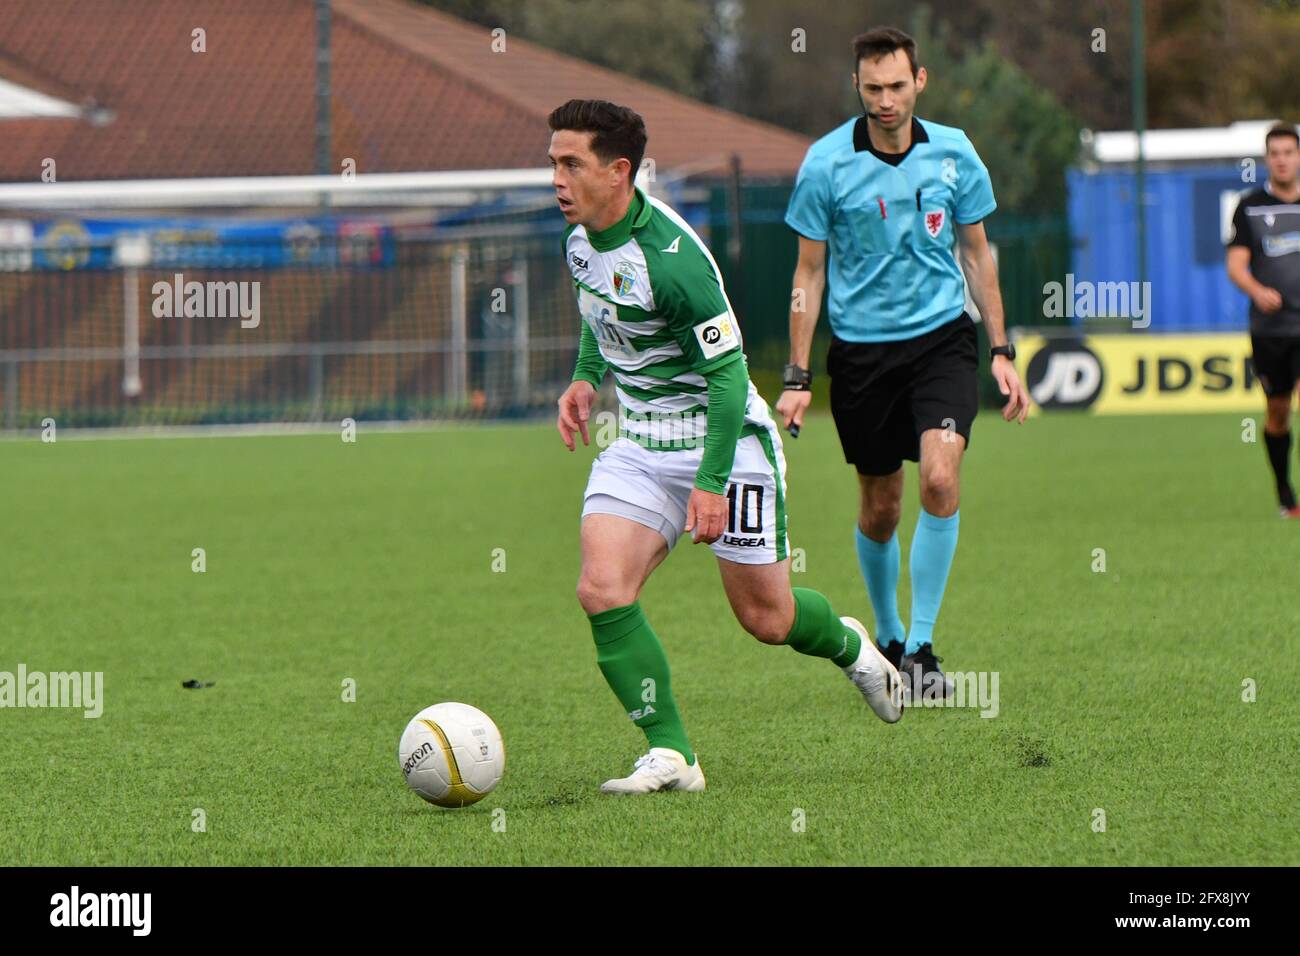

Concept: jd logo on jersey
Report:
left=613, top=261, right=637, bottom=297
left=694, top=316, right=739, bottom=359
left=924, top=210, right=945, bottom=238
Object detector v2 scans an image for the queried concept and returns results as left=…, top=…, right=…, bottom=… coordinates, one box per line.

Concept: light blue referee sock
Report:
left=854, top=527, right=906, bottom=649
left=906, top=508, right=959, bottom=654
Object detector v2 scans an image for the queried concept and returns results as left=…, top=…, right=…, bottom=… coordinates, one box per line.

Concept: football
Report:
left=397, top=702, right=505, bottom=807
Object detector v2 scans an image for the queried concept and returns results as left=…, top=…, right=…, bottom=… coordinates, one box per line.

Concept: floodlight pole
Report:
left=316, top=0, right=332, bottom=183
left=1132, top=0, right=1147, bottom=299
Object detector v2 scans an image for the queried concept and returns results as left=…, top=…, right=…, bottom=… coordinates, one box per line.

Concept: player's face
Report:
left=854, top=51, right=926, bottom=132
left=548, top=130, right=626, bottom=226
left=1265, top=136, right=1298, bottom=189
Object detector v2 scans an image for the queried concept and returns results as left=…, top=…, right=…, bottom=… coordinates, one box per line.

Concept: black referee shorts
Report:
left=1250, top=333, right=1300, bottom=398
left=828, top=312, right=979, bottom=476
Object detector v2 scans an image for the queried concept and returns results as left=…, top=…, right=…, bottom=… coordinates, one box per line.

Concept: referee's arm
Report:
left=775, top=235, right=826, bottom=433
left=956, top=220, right=1029, bottom=423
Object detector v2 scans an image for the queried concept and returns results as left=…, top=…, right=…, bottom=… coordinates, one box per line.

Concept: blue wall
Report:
left=1067, top=164, right=1253, bottom=332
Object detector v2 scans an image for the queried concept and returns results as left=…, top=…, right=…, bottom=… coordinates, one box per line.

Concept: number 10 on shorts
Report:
left=725, top=482, right=764, bottom=534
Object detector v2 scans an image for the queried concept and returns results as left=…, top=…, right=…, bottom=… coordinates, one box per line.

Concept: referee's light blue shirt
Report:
left=785, top=115, right=996, bottom=343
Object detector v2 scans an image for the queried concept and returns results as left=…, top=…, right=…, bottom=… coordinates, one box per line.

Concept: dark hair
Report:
left=852, top=27, right=918, bottom=78
left=1265, top=122, right=1299, bottom=149
left=547, top=99, right=647, bottom=185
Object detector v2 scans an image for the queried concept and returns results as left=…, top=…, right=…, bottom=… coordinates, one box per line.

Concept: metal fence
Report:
left=0, top=231, right=581, bottom=430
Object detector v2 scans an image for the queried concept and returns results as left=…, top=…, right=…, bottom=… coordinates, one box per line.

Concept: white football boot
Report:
left=600, top=747, right=706, bottom=794
left=840, top=616, right=904, bottom=723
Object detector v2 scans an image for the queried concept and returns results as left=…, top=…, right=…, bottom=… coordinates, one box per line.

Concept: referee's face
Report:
left=548, top=130, right=629, bottom=227
left=853, top=50, right=926, bottom=133
left=1265, top=136, right=1298, bottom=189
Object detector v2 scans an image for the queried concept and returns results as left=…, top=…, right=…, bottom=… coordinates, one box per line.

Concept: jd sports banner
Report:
left=1014, top=331, right=1262, bottom=414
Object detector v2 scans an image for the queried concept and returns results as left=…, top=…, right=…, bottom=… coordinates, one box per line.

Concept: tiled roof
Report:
left=0, top=0, right=808, bottom=182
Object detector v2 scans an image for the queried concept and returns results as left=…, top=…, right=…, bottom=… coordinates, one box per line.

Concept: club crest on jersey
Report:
left=924, top=210, right=945, bottom=238
left=612, top=260, right=638, bottom=297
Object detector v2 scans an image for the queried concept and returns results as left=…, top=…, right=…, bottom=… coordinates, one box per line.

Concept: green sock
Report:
left=589, top=602, right=694, bottom=766
left=784, top=587, right=861, bottom=668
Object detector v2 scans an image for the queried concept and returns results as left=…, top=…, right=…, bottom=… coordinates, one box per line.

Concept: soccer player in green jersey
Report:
left=549, top=99, right=902, bottom=795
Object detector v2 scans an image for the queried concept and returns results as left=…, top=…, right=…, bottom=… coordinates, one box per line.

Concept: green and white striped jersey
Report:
left=563, top=187, right=770, bottom=448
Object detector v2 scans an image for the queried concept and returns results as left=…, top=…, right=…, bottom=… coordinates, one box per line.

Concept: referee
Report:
left=775, top=27, right=1029, bottom=701
left=1226, top=122, right=1300, bottom=518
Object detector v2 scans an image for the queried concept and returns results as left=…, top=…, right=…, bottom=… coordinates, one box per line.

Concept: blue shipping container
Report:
left=1067, top=164, right=1255, bottom=332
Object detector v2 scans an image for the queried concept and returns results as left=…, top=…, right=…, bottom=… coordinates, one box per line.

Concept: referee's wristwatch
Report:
left=989, top=343, right=1016, bottom=362
left=783, top=363, right=812, bottom=391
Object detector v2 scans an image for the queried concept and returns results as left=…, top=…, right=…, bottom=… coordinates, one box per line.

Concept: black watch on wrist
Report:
left=989, top=343, right=1016, bottom=362
left=783, top=363, right=812, bottom=390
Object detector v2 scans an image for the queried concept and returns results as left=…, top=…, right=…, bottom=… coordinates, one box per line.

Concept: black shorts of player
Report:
left=1250, top=333, right=1300, bottom=398
left=828, top=312, right=979, bottom=476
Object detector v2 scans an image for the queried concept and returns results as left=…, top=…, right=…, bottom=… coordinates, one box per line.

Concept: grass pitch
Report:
left=2, top=410, right=1296, bottom=865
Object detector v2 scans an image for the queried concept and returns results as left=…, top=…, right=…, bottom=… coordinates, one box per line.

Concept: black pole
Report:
left=315, top=0, right=332, bottom=177
left=1132, top=0, right=1146, bottom=301
left=727, top=154, right=745, bottom=323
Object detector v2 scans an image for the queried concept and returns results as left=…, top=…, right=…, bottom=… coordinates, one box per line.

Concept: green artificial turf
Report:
left=2, top=410, right=1296, bottom=865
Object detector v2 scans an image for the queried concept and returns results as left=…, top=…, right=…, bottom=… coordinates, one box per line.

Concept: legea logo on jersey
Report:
left=612, top=261, right=637, bottom=297
left=1025, top=338, right=1104, bottom=409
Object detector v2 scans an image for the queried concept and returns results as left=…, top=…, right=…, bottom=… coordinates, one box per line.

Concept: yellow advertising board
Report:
left=1013, top=331, right=1263, bottom=415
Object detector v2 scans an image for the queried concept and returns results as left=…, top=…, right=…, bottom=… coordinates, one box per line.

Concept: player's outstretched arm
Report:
left=957, top=220, right=1029, bottom=424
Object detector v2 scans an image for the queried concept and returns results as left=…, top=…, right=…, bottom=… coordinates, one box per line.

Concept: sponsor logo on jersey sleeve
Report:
left=693, top=314, right=739, bottom=359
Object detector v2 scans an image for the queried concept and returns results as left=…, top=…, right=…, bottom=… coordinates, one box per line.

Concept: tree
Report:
left=416, top=0, right=712, bottom=99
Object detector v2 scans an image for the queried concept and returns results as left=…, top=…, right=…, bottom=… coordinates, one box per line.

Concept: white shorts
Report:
left=581, top=428, right=790, bottom=565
